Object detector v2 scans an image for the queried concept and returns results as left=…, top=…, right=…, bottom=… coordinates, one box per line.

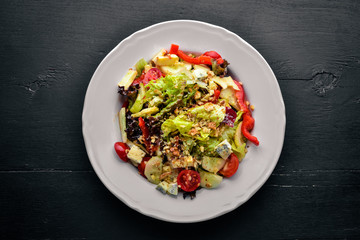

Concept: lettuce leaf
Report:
left=135, top=58, right=147, bottom=76
left=160, top=103, right=226, bottom=139
left=144, top=74, right=191, bottom=103
left=188, top=103, right=226, bottom=123
left=161, top=115, right=193, bottom=137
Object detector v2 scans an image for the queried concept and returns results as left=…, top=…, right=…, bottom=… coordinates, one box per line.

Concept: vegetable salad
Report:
left=115, top=44, right=259, bottom=199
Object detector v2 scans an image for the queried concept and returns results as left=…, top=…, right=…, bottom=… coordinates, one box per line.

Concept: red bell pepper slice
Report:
left=170, top=44, right=224, bottom=65
left=241, top=113, right=259, bottom=146
left=177, top=50, right=213, bottom=65
left=233, top=80, right=259, bottom=145
left=138, top=117, right=151, bottom=152
left=169, top=44, right=179, bottom=54
left=233, top=81, right=249, bottom=114
left=212, top=89, right=221, bottom=103
left=138, top=117, right=159, bottom=154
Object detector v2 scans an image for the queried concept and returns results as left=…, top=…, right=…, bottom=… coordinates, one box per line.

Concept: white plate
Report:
left=82, top=20, right=285, bottom=223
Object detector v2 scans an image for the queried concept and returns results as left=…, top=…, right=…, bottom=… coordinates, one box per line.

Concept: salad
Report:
left=114, top=44, right=259, bottom=199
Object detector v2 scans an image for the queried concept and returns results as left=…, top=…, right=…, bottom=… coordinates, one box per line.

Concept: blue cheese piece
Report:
left=127, top=145, right=146, bottom=165
left=215, top=140, right=233, bottom=159
left=156, top=181, right=170, bottom=194
left=192, top=68, right=208, bottom=80
left=156, top=182, right=178, bottom=196
left=167, top=183, right=178, bottom=196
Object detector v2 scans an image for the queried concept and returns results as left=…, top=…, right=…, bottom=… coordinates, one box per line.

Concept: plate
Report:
left=82, top=20, right=285, bottom=223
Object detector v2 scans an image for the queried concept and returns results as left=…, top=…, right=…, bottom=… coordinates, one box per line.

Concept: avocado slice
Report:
left=201, top=156, right=226, bottom=174
left=234, top=122, right=245, bottom=148
left=219, top=87, right=240, bottom=111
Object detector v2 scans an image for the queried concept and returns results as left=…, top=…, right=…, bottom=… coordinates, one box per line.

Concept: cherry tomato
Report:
left=132, top=76, right=144, bottom=86
left=203, top=51, right=222, bottom=59
left=114, top=142, right=130, bottom=162
left=219, top=153, right=239, bottom=178
left=177, top=170, right=201, bottom=192
left=138, top=157, right=151, bottom=177
left=143, top=68, right=162, bottom=85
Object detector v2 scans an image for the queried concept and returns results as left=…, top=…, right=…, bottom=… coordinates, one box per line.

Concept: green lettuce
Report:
left=161, top=115, right=193, bottom=137
left=144, top=74, right=190, bottom=103
left=188, top=103, right=226, bottom=123
left=160, top=103, right=226, bottom=139
left=135, top=58, right=147, bottom=76
left=144, top=74, right=196, bottom=118
left=130, top=83, right=145, bottom=113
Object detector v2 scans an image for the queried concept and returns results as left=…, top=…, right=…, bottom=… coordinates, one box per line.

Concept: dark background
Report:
left=1, top=0, right=360, bottom=239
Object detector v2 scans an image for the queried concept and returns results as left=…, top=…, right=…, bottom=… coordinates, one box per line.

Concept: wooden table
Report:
left=1, top=1, right=359, bottom=239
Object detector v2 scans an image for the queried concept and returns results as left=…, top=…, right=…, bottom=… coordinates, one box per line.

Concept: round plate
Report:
left=82, top=20, right=285, bottom=223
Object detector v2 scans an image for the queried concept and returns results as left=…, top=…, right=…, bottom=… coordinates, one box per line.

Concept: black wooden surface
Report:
left=1, top=0, right=360, bottom=239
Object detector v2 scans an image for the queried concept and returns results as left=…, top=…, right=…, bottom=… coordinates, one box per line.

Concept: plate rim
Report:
left=82, top=19, right=286, bottom=223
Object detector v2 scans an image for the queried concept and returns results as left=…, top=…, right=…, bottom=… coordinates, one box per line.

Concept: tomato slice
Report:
left=131, top=68, right=162, bottom=86
left=138, top=157, right=151, bottom=177
left=177, top=170, right=201, bottom=192
left=143, top=68, right=162, bottom=85
left=219, top=153, right=239, bottom=177
left=114, top=142, right=130, bottom=162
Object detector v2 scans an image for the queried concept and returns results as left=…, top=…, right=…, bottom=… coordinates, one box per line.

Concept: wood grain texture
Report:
left=1, top=172, right=359, bottom=239
left=0, top=0, right=359, bottom=239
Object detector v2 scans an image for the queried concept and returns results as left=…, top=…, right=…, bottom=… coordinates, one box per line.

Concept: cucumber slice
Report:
left=198, top=168, right=223, bottom=189
left=144, top=156, right=163, bottom=184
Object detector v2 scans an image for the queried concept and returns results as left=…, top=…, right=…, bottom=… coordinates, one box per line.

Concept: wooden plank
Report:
left=0, top=172, right=359, bottom=239
left=276, top=63, right=360, bottom=171
left=0, top=0, right=359, bottom=80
